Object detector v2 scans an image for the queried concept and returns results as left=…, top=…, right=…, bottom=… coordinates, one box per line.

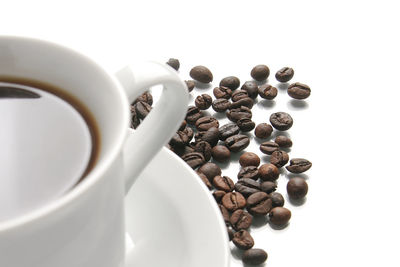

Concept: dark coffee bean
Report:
left=270, top=112, right=293, bottom=131
left=213, top=190, right=226, bottom=203
left=234, top=178, right=261, bottom=197
left=213, top=86, right=232, bottom=99
left=269, top=207, right=291, bottom=225
left=198, top=162, right=222, bottom=182
left=130, top=105, right=140, bottom=129
left=220, top=76, right=241, bottom=91
left=229, top=97, right=254, bottom=109
left=194, top=141, right=212, bottom=161
left=133, top=91, right=153, bottom=106
left=275, top=67, right=294, bottom=82
left=212, top=98, right=231, bottom=112
left=258, top=163, right=280, bottom=181
left=259, top=141, right=280, bottom=155
left=211, top=145, right=231, bottom=162
left=226, top=106, right=252, bottom=123
left=242, top=248, right=268, bottom=265
left=270, top=150, right=289, bottom=168
left=239, top=152, right=260, bottom=167
left=254, top=123, right=273, bottom=139
left=258, top=84, right=278, bottom=100
left=238, top=166, right=259, bottom=180
left=275, top=135, right=293, bottom=148
left=185, top=80, right=195, bottom=92
left=227, top=226, right=234, bottom=241
left=219, top=123, right=240, bottom=141
left=287, top=177, right=308, bottom=199
left=222, top=192, right=246, bottom=211
left=225, top=134, right=250, bottom=152
left=181, top=152, right=205, bottom=169
left=183, top=127, right=194, bottom=142
left=196, top=172, right=212, bottom=190
left=195, top=116, right=219, bottom=131
left=179, top=120, right=187, bottom=131
left=171, top=145, right=193, bottom=157
left=213, top=176, right=235, bottom=192
left=230, top=209, right=253, bottom=231
left=135, top=101, right=152, bottom=119
left=260, top=181, right=277, bottom=194
left=241, top=81, right=259, bottom=99
left=166, top=58, right=180, bottom=70
left=231, top=90, right=249, bottom=102
left=251, top=64, right=270, bottom=81
left=218, top=204, right=230, bottom=225
left=246, top=192, right=272, bottom=216
left=288, top=82, right=311, bottom=100
left=194, top=94, right=212, bottom=110
left=232, top=230, right=254, bottom=250
left=286, top=158, right=312, bottom=173
left=270, top=192, right=285, bottom=207
left=190, top=65, right=213, bottom=83
left=170, top=130, right=190, bottom=147
left=186, top=106, right=204, bottom=125
left=195, top=127, right=220, bottom=147
left=236, top=118, right=255, bottom=132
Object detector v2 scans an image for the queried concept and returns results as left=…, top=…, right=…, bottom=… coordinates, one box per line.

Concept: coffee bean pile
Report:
left=132, top=58, right=312, bottom=265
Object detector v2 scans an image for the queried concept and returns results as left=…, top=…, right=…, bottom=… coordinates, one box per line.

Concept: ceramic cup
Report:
left=0, top=36, right=188, bottom=267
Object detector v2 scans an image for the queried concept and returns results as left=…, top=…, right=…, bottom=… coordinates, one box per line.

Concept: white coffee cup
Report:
left=0, top=36, right=188, bottom=267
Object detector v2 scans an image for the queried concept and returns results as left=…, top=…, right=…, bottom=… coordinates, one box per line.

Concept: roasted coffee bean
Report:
left=239, top=152, right=260, bottom=167
left=195, top=127, right=220, bottom=146
left=254, top=123, right=273, bottom=139
left=171, top=145, right=193, bottom=157
left=238, top=166, right=260, bottom=180
left=130, top=105, right=140, bottom=129
left=230, top=209, right=253, bottom=231
left=286, top=158, right=312, bottom=173
left=190, top=65, right=213, bottom=83
left=135, top=101, right=152, bottom=119
left=133, top=91, right=153, bottom=106
left=288, top=82, right=311, bottom=99
left=213, top=86, right=232, bottom=99
left=183, top=127, right=194, bottom=142
left=213, top=176, right=235, bottom=192
left=242, top=248, right=268, bottom=265
left=251, top=64, right=270, bottom=81
left=258, top=163, right=279, bottom=181
left=231, top=90, right=249, bottom=102
left=226, top=106, right=252, bottom=123
left=269, top=207, right=291, bottom=225
left=260, top=181, right=277, bottom=194
left=275, top=67, right=294, bottom=82
left=246, top=192, right=272, bottom=216
left=170, top=130, right=190, bottom=147
left=212, top=98, right=231, bottom=112
left=229, top=97, right=254, bottom=109
left=236, top=118, right=255, bottom=132
left=275, top=135, right=293, bottom=148
left=194, top=141, right=212, bottom=161
left=185, top=80, right=195, bottom=92
left=258, top=84, right=278, bottom=100
left=241, top=81, right=259, bottom=99
left=225, top=134, right=250, bottom=152
left=270, top=112, right=293, bottom=131
left=259, top=141, right=280, bottom=155
left=219, top=123, right=240, bottom=141
left=196, top=172, right=212, bottom=190
left=222, top=192, right=246, bottom=211
left=166, top=58, right=180, bottom=70
left=270, top=150, right=289, bottom=168
left=181, top=152, right=205, bottom=169
left=220, top=76, right=240, bottom=90
left=234, top=178, right=261, bottom=197
left=186, top=106, right=203, bottom=125
left=213, top=190, right=226, bottom=203
left=287, top=177, right=308, bottom=199
left=218, top=204, right=230, bottom=225
left=227, top=226, right=234, bottom=241
left=195, top=116, right=219, bottom=131
left=198, top=162, right=222, bottom=181
left=195, top=94, right=212, bottom=110
left=211, top=145, right=231, bottom=162
left=232, top=230, right=254, bottom=250
left=270, top=192, right=285, bottom=207
left=179, top=120, right=187, bottom=131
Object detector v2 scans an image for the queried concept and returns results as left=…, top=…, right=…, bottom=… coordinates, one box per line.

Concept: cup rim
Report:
left=0, top=35, right=130, bottom=232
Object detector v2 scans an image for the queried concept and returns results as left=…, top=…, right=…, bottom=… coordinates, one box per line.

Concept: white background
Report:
left=1, top=0, right=399, bottom=266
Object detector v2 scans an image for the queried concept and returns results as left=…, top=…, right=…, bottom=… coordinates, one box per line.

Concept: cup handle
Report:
left=115, top=61, right=188, bottom=194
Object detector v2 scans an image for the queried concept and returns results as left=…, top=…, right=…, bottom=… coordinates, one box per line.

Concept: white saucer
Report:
left=124, top=147, right=230, bottom=267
